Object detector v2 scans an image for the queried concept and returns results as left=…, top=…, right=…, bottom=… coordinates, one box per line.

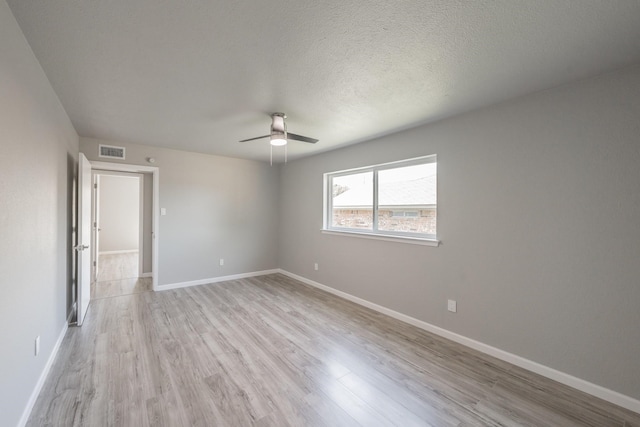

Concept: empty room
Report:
left=2, top=1, right=640, bottom=426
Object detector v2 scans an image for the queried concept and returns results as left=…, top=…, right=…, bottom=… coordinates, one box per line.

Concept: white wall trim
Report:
left=278, top=269, right=640, bottom=414
left=17, top=318, right=69, bottom=427
left=140, top=272, right=153, bottom=278
left=321, top=229, right=439, bottom=246
left=157, top=269, right=280, bottom=291
left=98, top=249, right=139, bottom=255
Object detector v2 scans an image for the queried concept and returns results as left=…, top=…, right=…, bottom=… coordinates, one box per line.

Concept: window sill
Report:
left=321, top=229, right=440, bottom=246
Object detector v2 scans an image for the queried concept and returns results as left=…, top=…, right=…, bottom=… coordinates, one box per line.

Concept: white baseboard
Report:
left=278, top=269, right=640, bottom=414
left=140, top=272, right=153, bottom=278
left=17, top=315, right=70, bottom=427
left=98, top=250, right=139, bottom=255
left=157, top=269, right=280, bottom=291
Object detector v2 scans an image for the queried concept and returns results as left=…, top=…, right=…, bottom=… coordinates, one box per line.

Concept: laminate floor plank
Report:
left=28, top=273, right=640, bottom=426
left=92, top=277, right=152, bottom=300
left=92, top=252, right=149, bottom=300
left=337, top=371, right=439, bottom=427
left=97, top=252, right=139, bottom=281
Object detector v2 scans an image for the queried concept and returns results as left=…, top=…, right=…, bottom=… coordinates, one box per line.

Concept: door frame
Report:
left=89, top=161, right=160, bottom=291
left=91, top=173, right=100, bottom=284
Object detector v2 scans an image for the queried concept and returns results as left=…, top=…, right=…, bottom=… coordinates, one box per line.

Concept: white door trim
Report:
left=137, top=173, right=144, bottom=277
left=90, top=161, right=160, bottom=291
left=91, top=173, right=100, bottom=284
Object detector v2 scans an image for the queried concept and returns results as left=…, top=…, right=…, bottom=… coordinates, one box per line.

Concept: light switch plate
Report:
left=447, top=299, right=457, bottom=313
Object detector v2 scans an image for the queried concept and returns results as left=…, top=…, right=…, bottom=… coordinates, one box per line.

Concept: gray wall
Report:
left=0, top=2, right=79, bottom=426
left=81, top=138, right=280, bottom=286
left=98, top=174, right=140, bottom=253
left=278, top=64, right=640, bottom=400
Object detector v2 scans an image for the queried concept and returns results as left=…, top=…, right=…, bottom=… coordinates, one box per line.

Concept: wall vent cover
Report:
left=98, top=144, right=126, bottom=160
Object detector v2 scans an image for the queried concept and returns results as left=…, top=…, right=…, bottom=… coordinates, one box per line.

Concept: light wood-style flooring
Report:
left=29, top=274, right=640, bottom=426
left=92, top=252, right=151, bottom=300
left=97, top=252, right=139, bottom=282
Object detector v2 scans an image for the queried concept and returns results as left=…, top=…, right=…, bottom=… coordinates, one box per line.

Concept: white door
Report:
left=76, top=153, right=92, bottom=325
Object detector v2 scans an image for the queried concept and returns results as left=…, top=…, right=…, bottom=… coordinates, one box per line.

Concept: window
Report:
left=324, top=155, right=437, bottom=242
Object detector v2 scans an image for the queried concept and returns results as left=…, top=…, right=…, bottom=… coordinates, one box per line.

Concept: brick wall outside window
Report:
left=333, top=208, right=436, bottom=234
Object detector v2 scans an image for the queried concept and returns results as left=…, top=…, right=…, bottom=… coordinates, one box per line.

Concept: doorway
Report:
left=92, top=171, right=150, bottom=299
left=86, top=160, right=159, bottom=299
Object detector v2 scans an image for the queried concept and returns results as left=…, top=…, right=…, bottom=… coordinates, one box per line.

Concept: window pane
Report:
left=331, top=171, right=373, bottom=230
left=377, top=163, right=436, bottom=235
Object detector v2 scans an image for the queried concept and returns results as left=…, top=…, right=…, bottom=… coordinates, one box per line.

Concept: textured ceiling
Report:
left=7, top=0, right=640, bottom=162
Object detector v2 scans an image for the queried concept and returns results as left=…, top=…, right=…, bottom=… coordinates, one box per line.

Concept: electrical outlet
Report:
left=35, top=336, right=40, bottom=356
left=314, top=263, right=319, bottom=271
left=219, top=258, right=224, bottom=266
left=447, top=299, right=457, bottom=313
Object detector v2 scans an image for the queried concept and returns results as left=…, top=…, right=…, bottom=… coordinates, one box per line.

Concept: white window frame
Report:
left=323, top=155, right=438, bottom=246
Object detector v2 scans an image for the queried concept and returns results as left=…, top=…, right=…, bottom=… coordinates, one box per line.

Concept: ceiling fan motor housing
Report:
left=271, top=113, right=287, bottom=139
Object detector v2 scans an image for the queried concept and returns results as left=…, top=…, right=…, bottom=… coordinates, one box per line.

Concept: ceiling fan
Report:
left=239, top=113, right=318, bottom=146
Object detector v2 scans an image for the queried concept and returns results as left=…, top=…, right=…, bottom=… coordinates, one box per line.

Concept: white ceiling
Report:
left=7, top=0, right=640, bottom=162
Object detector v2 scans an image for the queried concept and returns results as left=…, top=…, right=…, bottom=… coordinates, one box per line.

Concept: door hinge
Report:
left=94, top=183, right=98, bottom=189
left=93, top=261, right=96, bottom=267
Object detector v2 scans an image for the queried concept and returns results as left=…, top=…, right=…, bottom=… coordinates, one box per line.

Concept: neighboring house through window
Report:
left=324, top=155, right=437, bottom=242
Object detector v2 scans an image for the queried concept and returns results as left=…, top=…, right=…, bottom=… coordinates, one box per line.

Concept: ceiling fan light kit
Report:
left=270, top=136, right=287, bottom=146
left=239, top=113, right=318, bottom=164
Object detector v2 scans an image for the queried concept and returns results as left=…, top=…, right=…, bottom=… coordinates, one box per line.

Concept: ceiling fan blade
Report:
left=287, top=132, right=318, bottom=144
left=239, top=135, right=270, bottom=142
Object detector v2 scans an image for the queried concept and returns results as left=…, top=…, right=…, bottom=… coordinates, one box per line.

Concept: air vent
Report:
left=98, top=144, right=125, bottom=160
